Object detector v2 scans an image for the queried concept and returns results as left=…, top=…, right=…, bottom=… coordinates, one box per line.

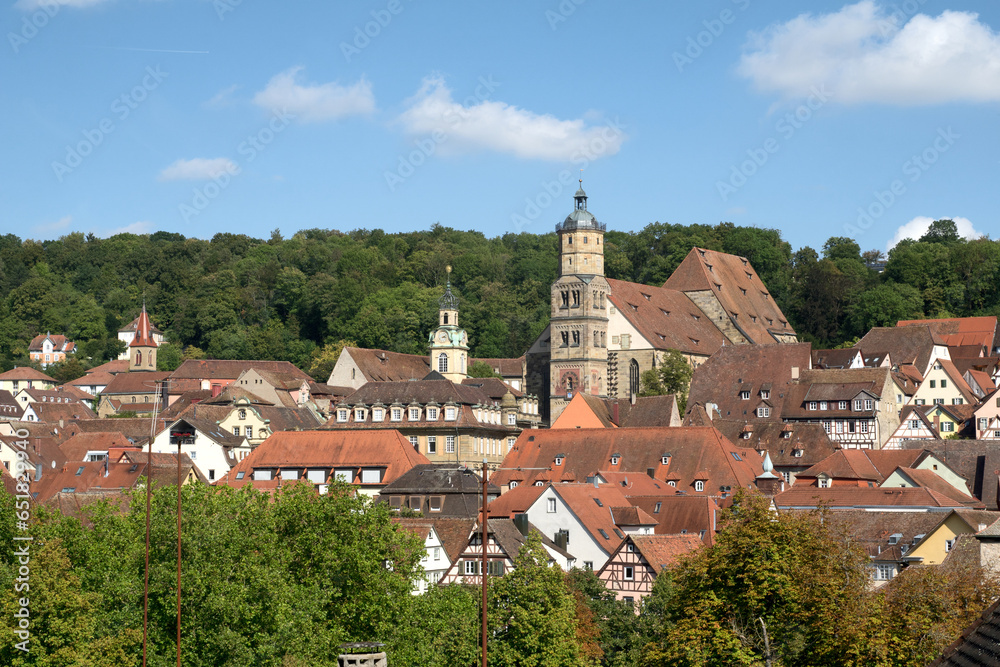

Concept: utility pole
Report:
left=481, top=457, right=488, bottom=667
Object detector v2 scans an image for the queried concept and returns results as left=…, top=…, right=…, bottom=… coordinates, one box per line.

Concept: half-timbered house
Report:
left=598, top=534, right=702, bottom=603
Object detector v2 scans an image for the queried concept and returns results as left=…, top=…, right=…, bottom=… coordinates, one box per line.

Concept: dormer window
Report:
left=782, top=431, right=791, bottom=439
left=426, top=407, right=438, bottom=421
left=354, top=408, right=367, bottom=421
left=740, top=391, right=750, bottom=400
left=445, top=406, right=457, bottom=421
left=760, top=390, right=770, bottom=399
left=391, top=408, right=403, bottom=422
left=819, top=401, right=828, bottom=411
left=238, top=409, right=246, bottom=420
left=661, top=455, right=670, bottom=465
left=667, top=481, right=676, bottom=487
left=808, top=402, right=818, bottom=411
left=555, top=457, right=564, bottom=466
left=408, top=407, right=421, bottom=421
left=611, top=455, right=620, bottom=465
left=372, top=408, right=385, bottom=422
left=336, top=409, right=349, bottom=423
left=694, top=480, right=705, bottom=492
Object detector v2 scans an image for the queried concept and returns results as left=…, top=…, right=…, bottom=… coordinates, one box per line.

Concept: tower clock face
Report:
left=438, top=332, right=449, bottom=343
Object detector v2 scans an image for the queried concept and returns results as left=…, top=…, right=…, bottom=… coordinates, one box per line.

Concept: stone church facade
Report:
left=527, top=184, right=798, bottom=423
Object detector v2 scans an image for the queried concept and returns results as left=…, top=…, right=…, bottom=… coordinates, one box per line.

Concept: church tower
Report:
left=549, top=181, right=610, bottom=421
left=428, top=266, right=469, bottom=383
left=129, top=304, right=158, bottom=372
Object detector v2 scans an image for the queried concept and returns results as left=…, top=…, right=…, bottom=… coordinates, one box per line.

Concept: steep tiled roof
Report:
left=59, top=432, right=135, bottom=462
left=66, top=371, right=116, bottom=389
left=30, top=401, right=96, bottom=423
left=381, top=463, right=498, bottom=495
left=343, top=347, right=430, bottom=383
left=494, top=427, right=763, bottom=497
left=857, top=326, right=939, bottom=373
left=610, top=505, right=658, bottom=527
left=710, top=420, right=837, bottom=468
left=27, top=386, right=95, bottom=402
left=929, top=597, right=1000, bottom=666
left=552, top=483, right=633, bottom=551
left=218, top=429, right=430, bottom=489
left=662, top=247, right=796, bottom=342
left=938, top=358, right=978, bottom=404
left=597, top=471, right=676, bottom=495
left=605, top=277, right=728, bottom=355
left=811, top=348, right=861, bottom=369
left=798, top=450, right=883, bottom=482
left=898, top=316, right=998, bottom=350
left=0, top=390, right=24, bottom=419
left=118, top=314, right=164, bottom=335
left=33, top=453, right=200, bottom=504
left=488, top=483, right=549, bottom=517
left=894, top=468, right=984, bottom=508
left=469, top=357, right=525, bottom=378
left=900, top=440, right=1000, bottom=511
left=130, top=307, right=158, bottom=348
left=774, top=486, right=966, bottom=510
left=461, top=377, right=524, bottom=400
left=629, top=534, right=704, bottom=573
left=0, top=367, right=57, bottom=383
left=687, top=342, right=813, bottom=421
left=618, top=395, right=680, bottom=428
left=623, top=495, right=719, bottom=544
left=101, top=372, right=171, bottom=395
left=424, top=517, right=477, bottom=563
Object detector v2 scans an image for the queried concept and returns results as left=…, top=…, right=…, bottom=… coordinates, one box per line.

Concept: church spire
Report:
left=129, top=304, right=158, bottom=372
left=429, top=265, right=469, bottom=383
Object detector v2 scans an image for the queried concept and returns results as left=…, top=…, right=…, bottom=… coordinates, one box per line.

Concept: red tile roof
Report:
left=623, top=495, right=719, bottom=545
left=0, top=367, right=57, bottom=383
left=130, top=307, right=158, bottom=348
left=774, top=486, right=966, bottom=509
left=59, top=432, right=136, bottom=462
left=605, top=277, right=728, bottom=355
left=343, top=347, right=431, bottom=383
left=218, top=429, right=430, bottom=490
left=101, top=372, right=171, bottom=395
left=897, top=316, right=998, bottom=350
left=662, top=247, right=796, bottom=342
left=495, top=427, right=763, bottom=498
left=469, top=357, right=525, bottom=378
left=169, top=359, right=311, bottom=382
left=488, top=483, right=548, bottom=517
left=857, top=326, right=940, bottom=373
left=629, top=534, right=704, bottom=573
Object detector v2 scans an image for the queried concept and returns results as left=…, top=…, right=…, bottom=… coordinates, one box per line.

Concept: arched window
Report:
left=135, top=351, right=142, bottom=366
left=629, top=359, right=640, bottom=397
left=438, top=353, right=448, bottom=373
left=148, top=353, right=154, bottom=367
left=443, top=313, right=449, bottom=325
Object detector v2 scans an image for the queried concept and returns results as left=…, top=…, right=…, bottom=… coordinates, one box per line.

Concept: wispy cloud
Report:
left=252, top=66, right=375, bottom=122
left=396, top=76, right=626, bottom=161
left=158, top=157, right=238, bottom=181
left=739, top=1, right=1000, bottom=105
left=887, top=216, right=985, bottom=251
left=204, top=84, right=240, bottom=109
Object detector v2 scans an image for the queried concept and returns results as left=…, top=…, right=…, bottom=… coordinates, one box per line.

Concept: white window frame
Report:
left=445, top=436, right=455, bottom=454
left=337, top=409, right=348, bottom=423
left=408, top=407, right=421, bottom=421
left=391, top=408, right=403, bottom=422
left=808, top=402, right=817, bottom=411
left=547, top=497, right=557, bottom=513
left=426, top=407, right=438, bottom=421
left=372, top=408, right=384, bottom=422
left=694, top=480, right=704, bottom=492
left=354, top=408, right=367, bottom=421
left=427, top=436, right=437, bottom=454
left=445, top=407, right=457, bottom=421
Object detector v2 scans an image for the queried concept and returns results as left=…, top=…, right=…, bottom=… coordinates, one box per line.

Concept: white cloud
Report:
left=738, top=1, right=1000, bottom=104
left=15, top=0, right=109, bottom=10
left=30, top=215, right=73, bottom=239
left=252, top=67, right=375, bottom=122
left=887, top=216, right=985, bottom=250
left=101, top=221, right=155, bottom=237
left=204, top=84, right=240, bottom=109
left=158, top=157, right=238, bottom=181
left=395, top=76, right=626, bottom=161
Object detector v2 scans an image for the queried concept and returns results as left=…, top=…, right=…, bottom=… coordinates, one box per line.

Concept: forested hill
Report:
left=0, top=219, right=994, bottom=381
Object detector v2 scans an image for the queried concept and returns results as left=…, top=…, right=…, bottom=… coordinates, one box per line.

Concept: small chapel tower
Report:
left=548, top=181, right=611, bottom=422
left=129, top=304, right=158, bottom=372
left=428, top=266, right=469, bottom=383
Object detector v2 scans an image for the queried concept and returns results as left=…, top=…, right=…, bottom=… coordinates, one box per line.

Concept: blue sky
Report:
left=4, top=0, right=999, bottom=254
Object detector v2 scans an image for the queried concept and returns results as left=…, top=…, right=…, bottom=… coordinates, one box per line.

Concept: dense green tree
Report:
left=638, top=349, right=693, bottom=412
left=489, top=532, right=584, bottom=667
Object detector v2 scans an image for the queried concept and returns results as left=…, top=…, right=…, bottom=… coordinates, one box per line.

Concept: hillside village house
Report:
left=598, top=534, right=702, bottom=603
left=28, top=333, right=75, bottom=368
left=0, top=368, right=57, bottom=395
left=148, top=416, right=250, bottom=483
left=908, top=358, right=977, bottom=407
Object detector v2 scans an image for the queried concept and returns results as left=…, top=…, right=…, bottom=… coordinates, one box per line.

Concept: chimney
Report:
left=647, top=467, right=655, bottom=479
left=593, top=477, right=599, bottom=488
left=791, top=366, right=799, bottom=379
left=513, top=513, right=530, bottom=536
left=631, top=393, right=636, bottom=406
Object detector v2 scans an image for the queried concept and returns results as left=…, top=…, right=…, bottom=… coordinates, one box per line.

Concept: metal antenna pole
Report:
left=142, top=380, right=162, bottom=667
left=481, top=457, right=488, bottom=667
left=176, top=429, right=182, bottom=667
